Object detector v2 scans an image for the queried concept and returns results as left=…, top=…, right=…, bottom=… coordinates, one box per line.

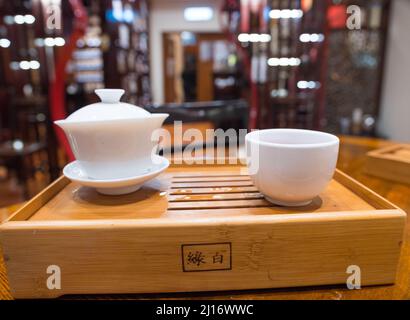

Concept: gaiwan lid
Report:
left=65, top=89, right=151, bottom=122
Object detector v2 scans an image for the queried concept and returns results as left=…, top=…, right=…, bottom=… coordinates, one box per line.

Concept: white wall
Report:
left=149, top=0, right=223, bottom=104
left=377, top=0, right=410, bottom=142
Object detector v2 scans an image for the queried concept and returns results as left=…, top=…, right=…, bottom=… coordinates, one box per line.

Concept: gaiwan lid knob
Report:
left=95, top=89, right=125, bottom=104
left=64, top=88, right=151, bottom=122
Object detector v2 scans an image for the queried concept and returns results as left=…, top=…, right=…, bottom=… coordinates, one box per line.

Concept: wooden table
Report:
left=1, top=136, right=409, bottom=300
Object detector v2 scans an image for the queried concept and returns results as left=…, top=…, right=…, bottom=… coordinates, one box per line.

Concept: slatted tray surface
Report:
left=28, top=165, right=376, bottom=221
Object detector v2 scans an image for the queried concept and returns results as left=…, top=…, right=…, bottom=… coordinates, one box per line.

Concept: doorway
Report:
left=162, top=32, right=243, bottom=103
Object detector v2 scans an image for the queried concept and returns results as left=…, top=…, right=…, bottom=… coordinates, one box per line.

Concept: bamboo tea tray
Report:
left=365, top=144, right=410, bottom=184
left=0, top=162, right=406, bottom=299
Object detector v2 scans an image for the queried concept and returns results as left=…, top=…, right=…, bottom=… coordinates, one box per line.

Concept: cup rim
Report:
left=245, top=128, right=339, bottom=149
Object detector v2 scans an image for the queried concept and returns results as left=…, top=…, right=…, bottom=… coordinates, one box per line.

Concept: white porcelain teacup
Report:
left=245, top=129, right=339, bottom=206
left=55, top=89, right=168, bottom=180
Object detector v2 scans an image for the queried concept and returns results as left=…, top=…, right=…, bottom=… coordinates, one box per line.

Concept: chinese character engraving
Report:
left=187, top=251, right=206, bottom=266
left=182, top=243, right=231, bottom=272
left=213, top=252, right=224, bottom=264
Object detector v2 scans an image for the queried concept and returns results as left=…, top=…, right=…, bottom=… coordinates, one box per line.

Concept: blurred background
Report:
left=0, top=0, right=409, bottom=206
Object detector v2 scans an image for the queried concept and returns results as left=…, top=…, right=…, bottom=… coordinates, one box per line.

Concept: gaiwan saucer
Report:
left=63, top=155, right=169, bottom=195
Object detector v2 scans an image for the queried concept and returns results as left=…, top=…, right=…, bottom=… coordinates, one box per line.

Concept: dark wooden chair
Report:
left=0, top=94, right=58, bottom=199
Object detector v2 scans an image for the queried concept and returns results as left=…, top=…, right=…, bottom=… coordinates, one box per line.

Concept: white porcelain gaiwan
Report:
left=55, top=89, right=169, bottom=181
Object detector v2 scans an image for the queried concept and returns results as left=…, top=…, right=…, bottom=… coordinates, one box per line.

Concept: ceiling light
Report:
left=34, top=38, right=45, bottom=46
left=281, top=9, right=292, bottom=19
left=291, top=9, right=304, bottom=18
left=299, top=33, right=325, bottom=43
left=29, top=60, right=40, bottom=69
left=269, top=9, right=303, bottom=19
left=258, top=34, right=271, bottom=42
left=238, top=33, right=250, bottom=42
left=269, top=10, right=281, bottom=19
left=0, top=39, right=11, bottom=48
left=44, top=37, right=55, bottom=46
left=19, top=61, right=31, bottom=70
left=14, top=15, right=25, bottom=24
left=288, top=57, right=301, bottom=66
left=267, top=58, right=280, bottom=66
left=10, top=62, right=20, bottom=70
left=310, top=33, right=319, bottom=42
left=299, top=33, right=310, bottom=42
left=297, top=80, right=321, bottom=89
left=249, top=33, right=260, bottom=42
left=268, top=57, right=301, bottom=67
left=184, top=7, right=214, bottom=22
left=3, top=16, right=14, bottom=25
left=10, top=60, right=41, bottom=70
left=238, top=33, right=271, bottom=43
left=54, top=37, right=65, bottom=46
left=24, top=15, right=35, bottom=24
left=297, top=81, right=308, bottom=89
left=12, top=140, right=24, bottom=151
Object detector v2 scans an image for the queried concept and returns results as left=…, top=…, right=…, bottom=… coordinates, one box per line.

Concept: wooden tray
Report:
left=365, top=144, right=410, bottom=184
left=0, top=162, right=406, bottom=299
